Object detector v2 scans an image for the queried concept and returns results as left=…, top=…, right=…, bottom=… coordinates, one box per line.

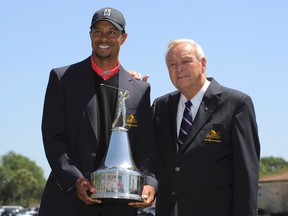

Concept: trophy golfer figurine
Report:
left=112, top=90, right=130, bottom=128
left=91, top=86, right=144, bottom=202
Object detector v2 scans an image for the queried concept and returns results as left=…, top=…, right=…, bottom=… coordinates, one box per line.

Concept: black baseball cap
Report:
left=90, top=7, right=126, bottom=32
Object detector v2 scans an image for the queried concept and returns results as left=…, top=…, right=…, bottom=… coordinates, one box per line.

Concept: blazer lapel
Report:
left=118, top=65, right=151, bottom=117
left=169, top=93, right=181, bottom=153
left=72, top=57, right=100, bottom=143
left=118, top=66, right=133, bottom=94
left=179, top=79, right=222, bottom=154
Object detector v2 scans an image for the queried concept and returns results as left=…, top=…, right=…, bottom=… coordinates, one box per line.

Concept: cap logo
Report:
left=104, top=9, right=112, bottom=16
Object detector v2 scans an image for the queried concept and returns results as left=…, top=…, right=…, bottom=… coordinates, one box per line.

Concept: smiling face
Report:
left=166, top=42, right=207, bottom=99
left=89, top=20, right=127, bottom=69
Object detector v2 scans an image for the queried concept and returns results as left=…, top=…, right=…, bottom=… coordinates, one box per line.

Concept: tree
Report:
left=259, top=160, right=267, bottom=176
left=0, top=151, right=46, bottom=206
left=260, top=156, right=288, bottom=177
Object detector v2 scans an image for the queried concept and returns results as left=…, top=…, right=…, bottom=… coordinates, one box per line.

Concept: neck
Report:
left=181, top=77, right=206, bottom=100
left=91, top=56, right=119, bottom=70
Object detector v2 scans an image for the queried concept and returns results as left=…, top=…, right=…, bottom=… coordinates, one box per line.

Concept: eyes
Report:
left=91, top=28, right=121, bottom=39
left=168, top=59, right=194, bottom=68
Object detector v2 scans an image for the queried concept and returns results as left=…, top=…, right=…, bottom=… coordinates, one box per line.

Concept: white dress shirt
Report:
left=176, top=79, right=211, bottom=137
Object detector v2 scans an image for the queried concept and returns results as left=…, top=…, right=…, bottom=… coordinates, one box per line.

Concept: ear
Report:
left=201, top=58, right=207, bottom=70
left=121, top=33, right=128, bottom=44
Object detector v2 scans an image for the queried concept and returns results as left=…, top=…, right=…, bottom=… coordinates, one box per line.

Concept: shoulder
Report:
left=153, top=90, right=180, bottom=106
left=51, top=65, right=71, bottom=79
left=120, top=66, right=151, bottom=93
left=222, top=85, right=253, bottom=105
left=50, top=57, right=90, bottom=80
left=133, top=78, right=151, bottom=91
left=208, top=78, right=255, bottom=112
left=209, top=77, right=251, bottom=100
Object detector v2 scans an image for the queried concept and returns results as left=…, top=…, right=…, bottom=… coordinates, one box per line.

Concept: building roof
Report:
left=260, top=171, right=288, bottom=183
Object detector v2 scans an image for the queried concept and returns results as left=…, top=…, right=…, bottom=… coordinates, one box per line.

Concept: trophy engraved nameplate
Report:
left=91, top=85, right=144, bottom=202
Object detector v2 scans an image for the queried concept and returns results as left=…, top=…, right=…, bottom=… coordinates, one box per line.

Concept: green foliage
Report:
left=0, top=151, right=46, bottom=206
left=260, top=156, right=288, bottom=177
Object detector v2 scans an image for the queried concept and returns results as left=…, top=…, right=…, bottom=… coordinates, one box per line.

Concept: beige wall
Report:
left=258, top=181, right=288, bottom=214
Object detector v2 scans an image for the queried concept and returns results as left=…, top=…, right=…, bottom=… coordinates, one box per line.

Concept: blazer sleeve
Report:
left=130, top=82, right=158, bottom=190
left=42, top=68, right=83, bottom=191
left=232, top=94, right=260, bottom=216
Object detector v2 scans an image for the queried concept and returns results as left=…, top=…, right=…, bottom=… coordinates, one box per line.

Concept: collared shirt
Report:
left=176, top=79, right=211, bottom=137
left=90, top=56, right=120, bottom=80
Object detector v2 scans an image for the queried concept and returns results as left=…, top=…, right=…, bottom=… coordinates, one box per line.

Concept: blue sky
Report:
left=1, top=0, right=287, bottom=178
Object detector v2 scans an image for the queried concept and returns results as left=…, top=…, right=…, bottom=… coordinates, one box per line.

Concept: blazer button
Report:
left=175, top=167, right=180, bottom=172
left=90, top=153, right=96, bottom=158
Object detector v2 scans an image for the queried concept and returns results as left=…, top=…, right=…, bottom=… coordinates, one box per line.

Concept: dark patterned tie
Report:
left=177, top=100, right=193, bottom=150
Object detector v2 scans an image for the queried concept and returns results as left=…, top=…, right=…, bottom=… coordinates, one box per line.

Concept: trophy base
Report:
left=91, top=167, right=144, bottom=202
left=92, top=196, right=143, bottom=203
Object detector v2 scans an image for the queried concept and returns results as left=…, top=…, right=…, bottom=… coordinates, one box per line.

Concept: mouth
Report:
left=98, top=45, right=111, bottom=49
left=177, top=75, right=189, bottom=80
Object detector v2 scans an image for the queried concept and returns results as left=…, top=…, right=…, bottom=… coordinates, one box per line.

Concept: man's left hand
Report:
left=128, top=185, right=156, bottom=208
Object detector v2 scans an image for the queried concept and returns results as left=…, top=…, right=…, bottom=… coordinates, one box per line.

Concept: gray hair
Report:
left=165, top=39, right=205, bottom=64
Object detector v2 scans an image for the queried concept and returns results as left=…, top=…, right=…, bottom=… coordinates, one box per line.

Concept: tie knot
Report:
left=185, top=100, right=192, bottom=108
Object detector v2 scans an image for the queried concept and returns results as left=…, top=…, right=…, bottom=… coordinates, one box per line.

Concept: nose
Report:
left=175, top=63, right=184, bottom=72
left=99, top=32, right=110, bottom=39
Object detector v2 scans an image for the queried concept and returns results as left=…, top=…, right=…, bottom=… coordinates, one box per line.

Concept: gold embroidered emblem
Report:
left=204, top=130, right=221, bottom=143
left=126, top=114, right=138, bottom=127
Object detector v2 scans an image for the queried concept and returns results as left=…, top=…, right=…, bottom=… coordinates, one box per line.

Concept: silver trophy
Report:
left=91, top=85, right=144, bottom=202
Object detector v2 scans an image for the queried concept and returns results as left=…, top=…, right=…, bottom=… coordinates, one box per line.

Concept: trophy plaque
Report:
left=91, top=87, right=144, bottom=202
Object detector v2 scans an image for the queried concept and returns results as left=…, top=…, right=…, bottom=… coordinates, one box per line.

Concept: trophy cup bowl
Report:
left=91, top=127, right=144, bottom=202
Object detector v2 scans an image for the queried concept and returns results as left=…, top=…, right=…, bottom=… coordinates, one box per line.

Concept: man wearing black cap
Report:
left=38, top=7, right=157, bottom=216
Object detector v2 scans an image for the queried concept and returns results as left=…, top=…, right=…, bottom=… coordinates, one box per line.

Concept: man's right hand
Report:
left=128, top=70, right=149, bottom=82
left=75, top=177, right=101, bottom=205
